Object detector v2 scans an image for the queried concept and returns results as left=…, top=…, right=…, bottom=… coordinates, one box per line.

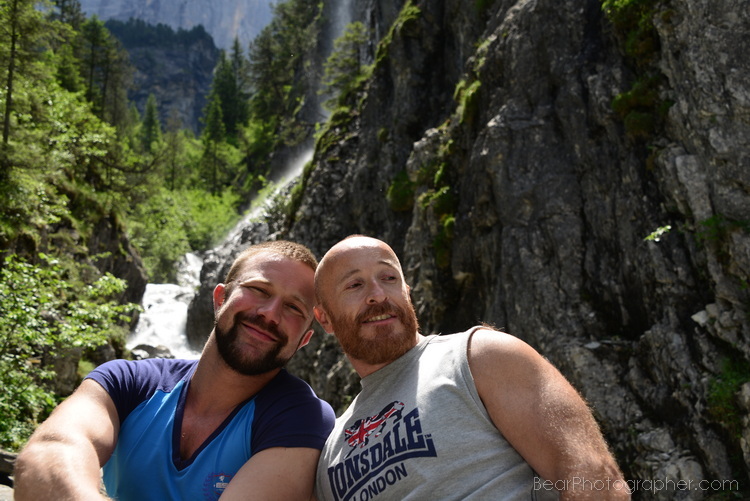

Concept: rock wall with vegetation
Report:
left=189, top=0, right=750, bottom=497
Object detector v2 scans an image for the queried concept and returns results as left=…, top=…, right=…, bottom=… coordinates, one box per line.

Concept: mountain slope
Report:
left=78, top=0, right=274, bottom=49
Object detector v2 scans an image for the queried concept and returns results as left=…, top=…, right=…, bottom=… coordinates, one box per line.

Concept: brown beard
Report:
left=328, top=299, right=420, bottom=365
left=215, top=312, right=293, bottom=376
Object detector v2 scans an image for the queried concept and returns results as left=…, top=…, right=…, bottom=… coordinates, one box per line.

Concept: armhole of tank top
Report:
left=463, top=326, right=491, bottom=415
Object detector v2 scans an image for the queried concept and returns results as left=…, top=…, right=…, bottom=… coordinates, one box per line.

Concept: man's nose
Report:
left=366, top=281, right=387, bottom=304
left=257, top=296, right=282, bottom=324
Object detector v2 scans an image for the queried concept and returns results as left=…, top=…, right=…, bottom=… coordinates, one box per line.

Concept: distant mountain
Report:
left=79, top=0, right=275, bottom=49
left=106, top=20, right=219, bottom=133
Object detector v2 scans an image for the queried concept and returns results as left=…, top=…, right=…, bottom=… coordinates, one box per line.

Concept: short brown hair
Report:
left=224, top=240, right=318, bottom=286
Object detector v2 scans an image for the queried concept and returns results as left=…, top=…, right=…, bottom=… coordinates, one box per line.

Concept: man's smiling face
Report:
left=213, top=252, right=315, bottom=375
left=314, top=237, right=419, bottom=366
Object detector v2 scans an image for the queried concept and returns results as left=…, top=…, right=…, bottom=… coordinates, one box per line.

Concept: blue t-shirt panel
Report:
left=86, top=358, right=335, bottom=500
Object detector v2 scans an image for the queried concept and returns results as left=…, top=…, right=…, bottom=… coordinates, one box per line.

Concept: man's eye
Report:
left=245, top=285, right=268, bottom=295
left=345, top=282, right=362, bottom=290
left=287, top=303, right=304, bottom=315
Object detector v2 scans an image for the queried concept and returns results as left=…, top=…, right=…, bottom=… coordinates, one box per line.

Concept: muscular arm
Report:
left=219, top=447, right=321, bottom=500
left=468, top=329, right=630, bottom=500
left=14, top=378, right=119, bottom=501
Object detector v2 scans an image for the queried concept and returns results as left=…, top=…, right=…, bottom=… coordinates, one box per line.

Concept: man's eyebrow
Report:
left=239, top=277, right=312, bottom=310
left=335, top=260, right=399, bottom=285
left=336, top=268, right=362, bottom=285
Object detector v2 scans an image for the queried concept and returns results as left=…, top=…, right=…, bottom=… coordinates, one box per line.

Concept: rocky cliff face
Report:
left=106, top=22, right=219, bottom=133
left=78, top=0, right=273, bottom=49
left=188, top=0, right=750, bottom=496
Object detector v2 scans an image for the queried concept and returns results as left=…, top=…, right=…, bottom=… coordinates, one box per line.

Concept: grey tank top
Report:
left=315, top=329, right=543, bottom=501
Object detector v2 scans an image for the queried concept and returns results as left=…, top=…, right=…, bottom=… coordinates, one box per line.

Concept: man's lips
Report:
left=239, top=319, right=279, bottom=343
left=362, top=313, right=395, bottom=324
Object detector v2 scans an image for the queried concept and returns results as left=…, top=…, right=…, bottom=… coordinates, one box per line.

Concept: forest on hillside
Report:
left=0, top=0, right=355, bottom=451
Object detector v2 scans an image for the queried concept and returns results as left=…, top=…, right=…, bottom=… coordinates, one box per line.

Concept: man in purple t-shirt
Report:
left=15, top=240, right=335, bottom=500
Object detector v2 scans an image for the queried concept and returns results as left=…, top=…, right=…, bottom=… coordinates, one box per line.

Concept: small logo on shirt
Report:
left=202, top=472, right=233, bottom=500
left=327, top=402, right=437, bottom=501
left=345, top=401, right=404, bottom=452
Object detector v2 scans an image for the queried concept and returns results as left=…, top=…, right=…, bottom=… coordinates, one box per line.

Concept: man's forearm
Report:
left=14, top=440, right=110, bottom=501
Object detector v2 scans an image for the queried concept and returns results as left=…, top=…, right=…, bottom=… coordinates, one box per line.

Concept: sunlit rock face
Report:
left=183, top=0, right=750, bottom=494
left=77, top=0, right=274, bottom=49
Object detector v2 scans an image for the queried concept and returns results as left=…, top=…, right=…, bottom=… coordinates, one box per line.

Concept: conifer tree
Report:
left=212, top=46, right=248, bottom=139
left=79, top=15, right=130, bottom=122
left=0, top=0, right=48, bottom=147
left=321, top=22, right=369, bottom=110
left=201, top=91, right=225, bottom=194
left=141, top=93, right=162, bottom=153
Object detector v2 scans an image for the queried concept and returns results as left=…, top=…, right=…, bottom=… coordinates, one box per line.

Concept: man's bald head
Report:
left=314, top=235, right=403, bottom=306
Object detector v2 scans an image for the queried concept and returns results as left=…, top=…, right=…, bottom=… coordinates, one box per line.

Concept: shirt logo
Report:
left=202, top=472, right=233, bottom=500
left=345, top=401, right=404, bottom=452
left=327, top=402, right=437, bottom=501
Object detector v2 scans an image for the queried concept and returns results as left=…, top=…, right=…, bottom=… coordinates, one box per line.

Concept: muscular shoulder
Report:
left=255, top=370, right=335, bottom=424
left=467, top=328, right=558, bottom=395
left=86, top=358, right=196, bottom=422
left=251, top=369, right=335, bottom=452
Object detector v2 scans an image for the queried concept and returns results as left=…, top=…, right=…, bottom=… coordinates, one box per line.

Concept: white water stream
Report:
left=127, top=149, right=313, bottom=359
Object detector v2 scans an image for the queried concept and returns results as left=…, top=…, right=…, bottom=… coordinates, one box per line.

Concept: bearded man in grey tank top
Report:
left=312, top=235, right=630, bottom=501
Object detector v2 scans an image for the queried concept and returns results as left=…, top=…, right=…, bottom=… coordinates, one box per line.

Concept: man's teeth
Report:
left=366, top=314, right=391, bottom=322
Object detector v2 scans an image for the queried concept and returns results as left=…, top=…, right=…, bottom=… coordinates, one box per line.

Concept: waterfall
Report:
left=128, top=253, right=203, bottom=359
left=127, top=149, right=313, bottom=358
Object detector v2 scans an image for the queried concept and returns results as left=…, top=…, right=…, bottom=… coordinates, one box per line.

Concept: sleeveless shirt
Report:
left=315, top=330, right=542, bottom=501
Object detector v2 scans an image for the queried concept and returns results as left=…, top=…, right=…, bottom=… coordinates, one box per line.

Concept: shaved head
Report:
left=314, top=235, right=419, bottom=371
left=315, top=235, right=402, bottom=306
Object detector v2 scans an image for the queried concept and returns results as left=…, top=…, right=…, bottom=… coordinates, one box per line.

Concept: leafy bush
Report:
left=387, top=169, right=416, bottom=212
left=128, top=187, right=240, bottom=282
left=0, top=254, right=137, bottom=450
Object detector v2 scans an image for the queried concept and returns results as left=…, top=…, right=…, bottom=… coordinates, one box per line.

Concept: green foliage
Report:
left=601, top=0, right=660, bottom=63
left=128, top=187, right=240, bottom=282
left=0, top=254, right=137, bottom=450
left=78, top=15, right=132, bottom=124
left=140, top=93, right=162, bottom=153
left=374, top=1, right=421, bottom=67
left=602, top=0, right=672, bottom=141
left=434, top=214, right=456, bottom=268
left=243, top=0, right=321, bottom=168
left=211, top=48, right=250, bottom=139
left=611, top=73, right=670, bottom=139
left=644, top=224, right=671, bottom=242
left=105, top=19, right=214, bottom=49
left=321, top=22, right=372, bottom=110
left=474, top=0, right=497, bottom=13
left=387, top=169, right=416, bottom=212
left=708, top=356, right=750, bottom=440
left=696, top=215, right=750, bottom=266
left=454, top=79, right=482, bottom=125
left=697, top=215, right=750, bottom=244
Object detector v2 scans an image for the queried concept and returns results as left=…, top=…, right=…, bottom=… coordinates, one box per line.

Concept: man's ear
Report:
left=313, top=305, right=334, bottom=334
left=213, top=284, right=226, bottom=313
left=297, top=329, right=314, bottom=350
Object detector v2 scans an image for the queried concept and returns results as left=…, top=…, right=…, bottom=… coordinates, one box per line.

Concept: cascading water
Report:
left=127, top=149, right=313, bottom=358
left=128, top=252, right=203, bottom=359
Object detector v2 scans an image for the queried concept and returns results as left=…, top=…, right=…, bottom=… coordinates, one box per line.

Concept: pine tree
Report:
left=201, top=91, right=225, bottom=194
left=79, top=15, right=130, bottom=122
left=0, top=0, right=47, bottom=146
left=141, top=93, right=162, bottom=153
left=211, top=45, right=249, bottom=139
left=321, top=22, right=369, bottom=110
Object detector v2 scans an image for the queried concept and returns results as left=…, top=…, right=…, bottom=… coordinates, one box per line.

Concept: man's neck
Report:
left=188, top=334, right=279, bottom=414
left=351, top=333, right=424, bottom=378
